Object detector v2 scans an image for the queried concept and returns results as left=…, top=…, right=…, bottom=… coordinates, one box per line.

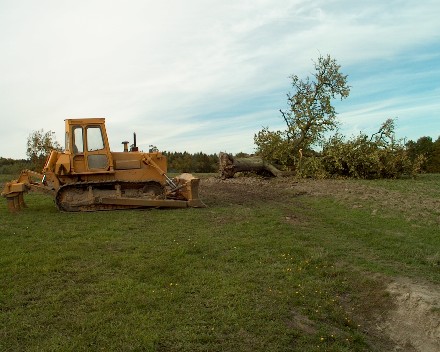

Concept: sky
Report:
left=1, top=0, right=439, bottom=159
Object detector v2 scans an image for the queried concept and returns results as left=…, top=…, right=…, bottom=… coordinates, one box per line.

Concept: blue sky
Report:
left=1, top=0, right=439, bottom=159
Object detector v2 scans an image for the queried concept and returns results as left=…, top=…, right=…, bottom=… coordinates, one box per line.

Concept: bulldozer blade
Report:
left=172, top=173, right=207, bottom=208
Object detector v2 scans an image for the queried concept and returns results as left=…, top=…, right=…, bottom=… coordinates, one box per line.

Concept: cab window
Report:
left=73, top=127, right=84, bottom=154
left=87, top=126, right=104, bottom=151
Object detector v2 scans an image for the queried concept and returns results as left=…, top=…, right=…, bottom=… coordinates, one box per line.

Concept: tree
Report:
left=406, top=135, right=440, bottom=173
left=255, top=54, right=350, bottom=169
left=26, top=129, right=62, bottom=171
left=430, top=136, right=440, bottom=173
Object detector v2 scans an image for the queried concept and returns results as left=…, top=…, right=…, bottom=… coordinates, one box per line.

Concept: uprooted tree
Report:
left=221, top=118, right=425, bottom=179
left=218, top=152, right=293, bottom=179
left=222, top=54, right=424, bottom=179
left=254, top=54, right=350, bottom=170
left=220, top=54, right=350, bottom=179
left=218, top=54, right=349, bottom=179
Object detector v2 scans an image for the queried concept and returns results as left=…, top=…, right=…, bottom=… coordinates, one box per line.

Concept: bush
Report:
left=296, top=155, right=329, bottom=179
left=286, top=119, right=425, bottom=180
left=321, top=120, right=424, bottom=179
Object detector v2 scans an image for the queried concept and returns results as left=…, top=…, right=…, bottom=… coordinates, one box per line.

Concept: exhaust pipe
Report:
left=130, top=133, right=138, bottom=152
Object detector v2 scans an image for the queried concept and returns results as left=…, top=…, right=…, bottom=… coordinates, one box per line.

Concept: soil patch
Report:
left=200, top=176, right=306, bottom=207
left=380, top=278, right=440, bottom=352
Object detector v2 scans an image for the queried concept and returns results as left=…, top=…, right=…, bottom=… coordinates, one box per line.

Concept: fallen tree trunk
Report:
left=219, top=152, right=291, bottom=179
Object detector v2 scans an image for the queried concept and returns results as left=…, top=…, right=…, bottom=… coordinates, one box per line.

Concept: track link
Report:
left=55, top=180, right=165, bottom=212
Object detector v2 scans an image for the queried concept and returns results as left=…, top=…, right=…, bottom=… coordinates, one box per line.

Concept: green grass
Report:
left=357, top=173, right=440, bottom=199
left=0, top=175, right=439, bottom=351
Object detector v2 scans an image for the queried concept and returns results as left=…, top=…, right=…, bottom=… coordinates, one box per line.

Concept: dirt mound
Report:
left=379, top=279, right=440, bottom=352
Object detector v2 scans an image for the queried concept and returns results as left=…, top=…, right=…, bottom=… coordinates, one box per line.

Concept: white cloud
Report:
left=0, top=0, right=439, bottom=159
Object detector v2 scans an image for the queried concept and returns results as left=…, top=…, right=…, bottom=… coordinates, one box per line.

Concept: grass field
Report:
left=0, top=174, right=439, bottom=351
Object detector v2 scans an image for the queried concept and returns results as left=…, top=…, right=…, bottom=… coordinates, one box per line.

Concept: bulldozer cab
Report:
left=65, top=118, right=114, bottom=174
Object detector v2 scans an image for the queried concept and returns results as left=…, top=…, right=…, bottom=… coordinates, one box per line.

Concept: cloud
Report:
left=0, top=0, right=439, bottom=159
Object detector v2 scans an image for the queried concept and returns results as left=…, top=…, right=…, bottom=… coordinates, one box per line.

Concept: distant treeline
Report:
left=0, top=153, right=219, bottom=174
left=163, top=151, right=219, bottom=173
left=0, top=157, right=31, bottom=174
left=406, top=136, right=440, bottom=173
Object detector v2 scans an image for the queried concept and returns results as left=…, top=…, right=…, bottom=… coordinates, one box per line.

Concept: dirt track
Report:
left=200, top=176, right=440, bottom=352
left=201, top=176, right=440, bottom=225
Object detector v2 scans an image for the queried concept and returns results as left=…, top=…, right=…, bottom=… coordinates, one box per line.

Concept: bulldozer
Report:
left=1, top=118, right=206, bottom=212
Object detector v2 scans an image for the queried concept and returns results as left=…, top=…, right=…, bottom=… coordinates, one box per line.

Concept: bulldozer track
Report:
left=55, top=180, right=166, bottom=212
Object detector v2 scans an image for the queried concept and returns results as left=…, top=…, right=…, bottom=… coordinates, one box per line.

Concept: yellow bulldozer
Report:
left=1, top=118, right=205, bottom=212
